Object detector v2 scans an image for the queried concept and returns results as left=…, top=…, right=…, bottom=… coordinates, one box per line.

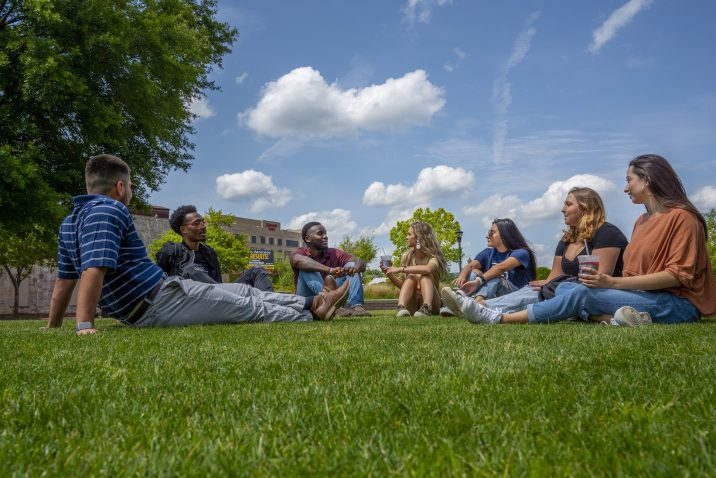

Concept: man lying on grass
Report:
left=47, top=154, right=349, bottom=336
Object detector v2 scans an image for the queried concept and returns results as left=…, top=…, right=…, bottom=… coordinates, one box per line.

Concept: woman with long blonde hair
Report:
left=442, top=187, right=628, bottom=321
left=382, top=221, right=447, bottom=317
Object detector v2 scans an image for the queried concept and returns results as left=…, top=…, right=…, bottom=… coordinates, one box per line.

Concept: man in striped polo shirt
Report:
left=47, top=154, right=349, bottom=335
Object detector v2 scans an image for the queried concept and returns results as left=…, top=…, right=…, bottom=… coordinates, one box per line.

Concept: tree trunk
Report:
left=4, top=265, right=27, bottom=317
left=12, top=276, right=20, bottom=316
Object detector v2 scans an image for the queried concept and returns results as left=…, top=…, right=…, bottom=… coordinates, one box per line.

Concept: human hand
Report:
left=578, top=268, right=614, bottom=288
left=343, top=266, right=358, bottom=276
left=452, top=276, right=467, bottom=287
left=529, top=279, right=546, bottom=291
left=460, top=279, right=481, bottom=295
left=331, top=267, right=346, bottom=278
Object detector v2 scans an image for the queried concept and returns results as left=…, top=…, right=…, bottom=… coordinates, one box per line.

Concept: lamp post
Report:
left=456, top=230, right=463, bottom=272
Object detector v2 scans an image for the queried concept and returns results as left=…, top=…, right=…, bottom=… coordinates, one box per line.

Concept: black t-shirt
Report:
left=554, top=222, right=628, bottom=277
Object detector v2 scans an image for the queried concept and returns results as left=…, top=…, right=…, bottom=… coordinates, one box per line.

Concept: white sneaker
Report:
left=440, top=287, right=464, bottom=318
left=441, top=287, right=502, bottom=324
left=462, top=300, right=503, bottom=325
left=413, top=303, right=433, bottom=317
left=439, top=306, right=455, bottom=317
left=396, top=305, right=411, bottom=317
left=612, top=306, right=652, bottom=326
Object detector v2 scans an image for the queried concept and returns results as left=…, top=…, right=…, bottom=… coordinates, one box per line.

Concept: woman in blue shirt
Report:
left=452, top=218, right=536, bottom=303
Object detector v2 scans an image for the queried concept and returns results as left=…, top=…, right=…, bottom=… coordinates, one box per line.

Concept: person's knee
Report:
left=404, top=274, right=418, bottom=283
left=298, top=269, right=320, bottom=281
left=561, top=283, right=592, bottom=303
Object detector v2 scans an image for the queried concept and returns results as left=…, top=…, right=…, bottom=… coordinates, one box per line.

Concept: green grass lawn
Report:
left=2, top=314, right=715, bottom=476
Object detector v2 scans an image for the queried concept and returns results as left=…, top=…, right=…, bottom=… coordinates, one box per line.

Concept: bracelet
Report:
left=328, top=267, right=334, bottom=275
left=402, top=267, right=406, bottom=273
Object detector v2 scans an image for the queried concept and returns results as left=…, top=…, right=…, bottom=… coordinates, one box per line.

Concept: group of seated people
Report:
left=386, top=154, right=716, bottom=326
left=154, top=207, right=372, bottom=318
left=47, top=153, right=715, bottom=335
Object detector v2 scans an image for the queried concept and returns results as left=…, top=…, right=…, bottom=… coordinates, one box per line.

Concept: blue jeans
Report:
left=484, top=285, right=539, bottom=314
left=470, top=272, right=519, bottom=300
left=526, top=281, right=700, bottom=324
left=295, top=262, right=364, bottom=308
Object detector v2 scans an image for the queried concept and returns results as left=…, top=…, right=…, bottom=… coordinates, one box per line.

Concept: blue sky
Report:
left=150, top=0, right=716, bottom=269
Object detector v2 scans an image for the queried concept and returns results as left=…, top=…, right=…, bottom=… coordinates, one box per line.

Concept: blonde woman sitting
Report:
left=382, top=221, right=448, bottom=317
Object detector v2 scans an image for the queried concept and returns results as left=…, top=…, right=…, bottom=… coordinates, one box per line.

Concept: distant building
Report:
left=227, top=217, right=302, bottom=271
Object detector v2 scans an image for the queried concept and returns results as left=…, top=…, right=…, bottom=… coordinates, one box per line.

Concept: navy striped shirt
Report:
left=57, top=195, right=164, bottom=321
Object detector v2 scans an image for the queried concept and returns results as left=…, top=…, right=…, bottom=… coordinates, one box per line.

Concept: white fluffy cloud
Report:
left=464, top=174, right=616, bottom=228
left=287, top=209, right=357, bottom=244
left=215, top=170, right=292, bottom=213
left=241, top=67, right=445, bottom=138
left=188, top=96, right=215, bottom=120
left=363, top=165, right=474, bottom=208
left=589, top=0, right=653, bottom=54
left=363, top=207, right=417, bottom=237
left=693, top=186, right=716, bottom=210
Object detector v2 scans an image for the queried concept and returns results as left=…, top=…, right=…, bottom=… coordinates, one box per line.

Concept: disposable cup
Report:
left=577, top=255, right=600, bottom=273
left=380, top=255, right=393, bottom=268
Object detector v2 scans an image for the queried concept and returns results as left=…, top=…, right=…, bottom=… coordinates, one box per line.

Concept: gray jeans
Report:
left=134, top=277, right=313, bottom=327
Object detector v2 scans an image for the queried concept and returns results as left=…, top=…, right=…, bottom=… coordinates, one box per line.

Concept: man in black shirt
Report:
left=156, top=205, right=272, bottom=291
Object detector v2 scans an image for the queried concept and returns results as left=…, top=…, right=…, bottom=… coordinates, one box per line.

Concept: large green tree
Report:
left=389, top=207, right=462, bottom=265
left=0, top=224, right=57, bottom=315
left=0, top=0, right=237, bottom=232
left=148, top=209, right=250, bottom=278
left=338, top=235, right=377, bottom=264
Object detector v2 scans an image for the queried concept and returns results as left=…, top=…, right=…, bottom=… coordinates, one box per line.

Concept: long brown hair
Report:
left=401, top=221, right=448, bottom=279
left=562, top=187, right=606, bottom=243
left=629, top=154, right=707, bottom=238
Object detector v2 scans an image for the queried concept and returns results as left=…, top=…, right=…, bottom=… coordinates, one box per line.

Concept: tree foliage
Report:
left=0, top=0, right=237, bottom=232
left=389, top=207, right=462, bottom=265
left=338, top=235, right=377, bottom=264
left=0, top=224, right=57, bottom=315
left=148, top=209, right=250, bottom=277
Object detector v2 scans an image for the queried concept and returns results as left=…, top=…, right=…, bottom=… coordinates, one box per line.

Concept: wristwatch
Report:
left=76, top=321, right=94, bottom=332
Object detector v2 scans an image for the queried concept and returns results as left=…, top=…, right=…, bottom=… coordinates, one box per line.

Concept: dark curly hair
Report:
left=169, top=205, right=198, bottom=234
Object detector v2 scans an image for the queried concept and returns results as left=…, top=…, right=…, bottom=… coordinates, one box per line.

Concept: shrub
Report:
left=364, top=283, right=398, bottom=299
